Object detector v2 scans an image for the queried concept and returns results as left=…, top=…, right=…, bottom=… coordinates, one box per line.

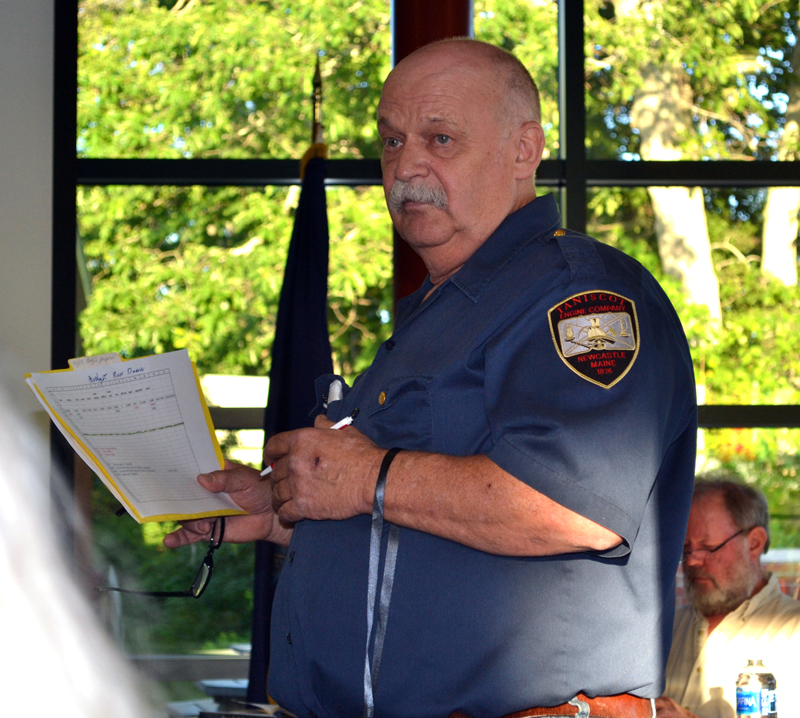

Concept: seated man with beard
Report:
left=657, top=479, right=800, bottom=718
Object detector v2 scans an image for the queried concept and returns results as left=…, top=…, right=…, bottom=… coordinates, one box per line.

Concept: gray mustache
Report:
left=388, top=181, right=448, bottom=213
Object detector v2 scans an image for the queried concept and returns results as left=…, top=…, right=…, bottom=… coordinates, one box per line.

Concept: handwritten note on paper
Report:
left=27, top=350, right=245, bottom=523
left=68, top=352, right=123, bottom=370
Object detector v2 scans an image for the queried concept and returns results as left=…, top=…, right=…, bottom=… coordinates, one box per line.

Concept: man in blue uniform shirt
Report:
left=166, top=39, right=697, bottom=718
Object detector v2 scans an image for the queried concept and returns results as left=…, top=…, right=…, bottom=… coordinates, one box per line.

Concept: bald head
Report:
left=397, top=39, right=541, bottom=133
left=377, top=38, right=545, bottom=285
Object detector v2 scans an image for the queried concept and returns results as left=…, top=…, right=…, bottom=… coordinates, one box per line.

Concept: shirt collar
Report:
left=729, top=573, right=781, bottom=622
left=394, top=194, right=561, bottom=325
left=450, top=193, right=561, bottom=303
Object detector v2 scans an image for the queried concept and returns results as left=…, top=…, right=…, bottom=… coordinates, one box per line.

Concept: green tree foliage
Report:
left=702, top=429, right=800, bottom=548
left=474, top=0, right=559, bottom=155
left=586, top=0, right=799, bottom=161
left=589, top=185, right=800, bottom=405
left=79, top=0, right=395, bottom=378
left=93, top=477, right=255, bottom=652
left=79, top=0, right=390, bottom=159
left=79, top=184, right=392, bottom=378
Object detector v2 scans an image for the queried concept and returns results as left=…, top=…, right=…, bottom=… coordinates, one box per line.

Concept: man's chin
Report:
left=395, top=201, right=445, bottom=216
left=392, top=216, right=454, bottom=249
left=686, top=581, right=749, bottom=617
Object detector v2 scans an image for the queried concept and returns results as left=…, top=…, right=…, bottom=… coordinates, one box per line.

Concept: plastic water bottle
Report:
left=736, top=659, right=777, bottom=718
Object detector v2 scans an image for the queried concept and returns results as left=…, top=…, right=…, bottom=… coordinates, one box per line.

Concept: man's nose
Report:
left=682, top=549, right=704, bottom=567
left=393, top=139, right=428, bottom=182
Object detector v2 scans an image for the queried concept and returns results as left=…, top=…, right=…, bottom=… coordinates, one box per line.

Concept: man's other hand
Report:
left=266, top=415, right=385, bottom=524
left=163, top=460, right=291, bottom=548
left=655, top=697, right=698, bottom=718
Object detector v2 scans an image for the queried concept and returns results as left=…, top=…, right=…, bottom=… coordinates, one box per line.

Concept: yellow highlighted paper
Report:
left=25, top=349, right=246, bottom=523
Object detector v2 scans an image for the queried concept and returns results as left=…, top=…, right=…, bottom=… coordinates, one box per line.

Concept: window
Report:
left=53, top=0, right=800, bottom=695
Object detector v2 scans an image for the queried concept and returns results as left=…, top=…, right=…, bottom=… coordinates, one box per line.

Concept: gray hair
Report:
left=694, top=476, right=771, bottom=553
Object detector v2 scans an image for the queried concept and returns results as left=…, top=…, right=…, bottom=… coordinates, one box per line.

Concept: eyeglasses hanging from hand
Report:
left=95, top=517, right=225, bottom=599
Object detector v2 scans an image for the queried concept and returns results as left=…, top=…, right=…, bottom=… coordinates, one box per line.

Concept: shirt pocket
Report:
left=363, top=375, right=434, bottom=451
left=311, top=373, right=350, bottom=422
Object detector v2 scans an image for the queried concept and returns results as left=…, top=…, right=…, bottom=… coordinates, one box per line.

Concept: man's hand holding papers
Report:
left=164, top=460, right=293, bottom=548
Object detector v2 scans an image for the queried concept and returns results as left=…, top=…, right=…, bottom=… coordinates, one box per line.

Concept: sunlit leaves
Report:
left=78, top=0, right=395, bottom=382
left=474, top=0, right=560, bottom=155
left=78, top=184, right=392, bottom=379
left=585, top=0, right=799, bottom=160
left=78, top=0, right=391, bottom=159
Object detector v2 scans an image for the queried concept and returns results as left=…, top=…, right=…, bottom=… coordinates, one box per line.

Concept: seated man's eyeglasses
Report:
left=96, top=517, right=225, bottom=599
left=680, top=526, right=750, bottom=563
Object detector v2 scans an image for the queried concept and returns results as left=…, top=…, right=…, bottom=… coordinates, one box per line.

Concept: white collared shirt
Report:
left=664, top=574, right=800, bottom=718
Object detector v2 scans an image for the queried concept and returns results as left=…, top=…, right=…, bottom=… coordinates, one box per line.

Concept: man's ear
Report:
left=513, top=121, right=546, bottom=181
left=748, top=525, right=768, bottom=560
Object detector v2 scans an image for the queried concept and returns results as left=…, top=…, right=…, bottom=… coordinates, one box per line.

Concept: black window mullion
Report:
left=560, top=0, right=587, bottom=233
left=698, top=406, right=800, bottom=429
left=586, top=160, right=800, bottom=187
left=76, top=158, right=383, bottom=187
left=76, top=157, right=800, bottom=188
left=52, top=0, right=80, bottom=521
left=206, top=405, right=800, bottom=431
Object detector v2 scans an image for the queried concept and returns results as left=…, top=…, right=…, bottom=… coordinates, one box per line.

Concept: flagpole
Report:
left=312, top=55, right=323, bottom=145
left=301, top=54, right=328, bottom=179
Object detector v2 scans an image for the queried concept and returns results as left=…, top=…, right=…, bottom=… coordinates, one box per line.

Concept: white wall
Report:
left=0, top=0, right=54, bottom=432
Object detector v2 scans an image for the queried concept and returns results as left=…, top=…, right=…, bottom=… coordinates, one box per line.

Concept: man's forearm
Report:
left=381, top=452, right=622, bottom=556
left=266, top=420, right=621, bottom=556
left=655, top=696, right=699, bottom=718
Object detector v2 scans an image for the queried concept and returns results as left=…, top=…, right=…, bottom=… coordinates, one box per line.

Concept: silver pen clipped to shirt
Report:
left=260, top=379, right=354, bottom=477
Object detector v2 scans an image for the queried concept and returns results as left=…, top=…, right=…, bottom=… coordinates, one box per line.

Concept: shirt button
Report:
left=554, top=229, right=566, bottom=236
left=386, top=339, right=396, bottom=351
left=286, top=633, right=292, bottom=645
left=378, top=391, right=386, bottom=405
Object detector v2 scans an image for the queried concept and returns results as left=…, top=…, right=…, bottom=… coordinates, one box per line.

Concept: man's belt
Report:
left=448, top=692, right=654, bottom=718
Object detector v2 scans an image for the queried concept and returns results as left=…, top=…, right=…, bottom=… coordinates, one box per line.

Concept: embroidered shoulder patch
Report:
left=548, top=290, right=639, bottom=389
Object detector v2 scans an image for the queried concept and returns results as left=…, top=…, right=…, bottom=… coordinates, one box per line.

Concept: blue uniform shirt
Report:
left=269, top=194, right=697, bottom=718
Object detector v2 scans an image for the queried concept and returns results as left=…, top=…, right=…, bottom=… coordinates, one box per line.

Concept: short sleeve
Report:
left=484, top=270, right=695, bottom=555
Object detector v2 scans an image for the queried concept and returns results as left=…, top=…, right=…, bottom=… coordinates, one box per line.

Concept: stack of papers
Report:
left=26, top=349, right=246, bottom=523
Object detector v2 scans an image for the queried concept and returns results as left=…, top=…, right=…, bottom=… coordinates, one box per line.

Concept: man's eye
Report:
left=434, top=134, right=451, bottom=145
left=383, top=137, right=400, bottom=149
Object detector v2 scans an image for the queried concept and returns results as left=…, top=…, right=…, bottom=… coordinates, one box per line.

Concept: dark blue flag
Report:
left=247, top=155, right=333, bottom=703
